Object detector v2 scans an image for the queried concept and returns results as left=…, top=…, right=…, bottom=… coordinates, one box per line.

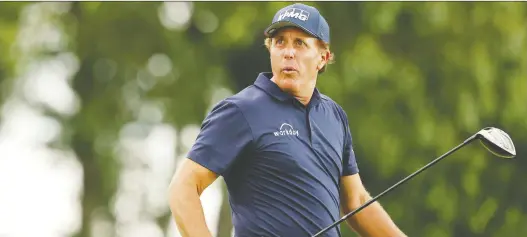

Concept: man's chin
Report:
left=275, top=78, right=298, bottom=93
left=279, top=71, right=299, bottom=80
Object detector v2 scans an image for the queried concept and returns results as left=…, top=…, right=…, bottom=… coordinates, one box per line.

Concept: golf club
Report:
left=311, top=127, right=516, bottom=237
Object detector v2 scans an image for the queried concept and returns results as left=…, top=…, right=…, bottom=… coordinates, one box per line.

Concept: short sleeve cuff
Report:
left=187, top=148, right=224, bottom=176
left=185, top=100, right=253, bottom=177
left=342, top=166, right=359, bottom=176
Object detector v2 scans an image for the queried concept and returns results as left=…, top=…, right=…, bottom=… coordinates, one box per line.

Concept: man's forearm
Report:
left=345, top=201, right=405, bottom=237
left=169, top=182, right=213, bottom=237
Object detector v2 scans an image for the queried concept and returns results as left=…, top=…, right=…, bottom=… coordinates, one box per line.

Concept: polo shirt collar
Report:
left=254, top=72, right=322, bottom=106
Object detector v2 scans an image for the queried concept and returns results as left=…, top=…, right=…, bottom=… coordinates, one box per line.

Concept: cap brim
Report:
left=264, top=21, right=319, bottom=40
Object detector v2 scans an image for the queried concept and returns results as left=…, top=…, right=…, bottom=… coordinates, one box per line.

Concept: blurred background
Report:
left=0, top=1, right=525, bottom=237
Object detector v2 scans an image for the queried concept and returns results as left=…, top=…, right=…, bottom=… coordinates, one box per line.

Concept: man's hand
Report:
left=168, top=158, right=218, bottom=237
left=340, top=174, right=406, bottom=237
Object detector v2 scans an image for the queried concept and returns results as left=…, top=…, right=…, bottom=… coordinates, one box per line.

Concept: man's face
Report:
left=269, top=27, right=327, bottom=93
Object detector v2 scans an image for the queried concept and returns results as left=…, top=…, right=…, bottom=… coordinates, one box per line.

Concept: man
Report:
left=169, top=3, right=406, bottom=237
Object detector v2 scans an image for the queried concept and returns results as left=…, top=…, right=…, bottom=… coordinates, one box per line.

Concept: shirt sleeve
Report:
left=187, top=100, right=253, bottom=176
left=341, top=111, right=359, bottom=176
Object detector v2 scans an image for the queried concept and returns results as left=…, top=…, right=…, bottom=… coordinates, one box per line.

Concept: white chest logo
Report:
left=277, top=8, right=310, bottom=22
left=274, top=123, right=299, bottom=137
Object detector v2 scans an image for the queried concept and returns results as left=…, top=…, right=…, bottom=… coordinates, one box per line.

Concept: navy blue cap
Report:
left=264, top=3, right=330, bottom=44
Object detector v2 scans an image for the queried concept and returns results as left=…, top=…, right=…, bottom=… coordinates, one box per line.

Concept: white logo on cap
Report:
left=277, top=8, right=310, bottom=21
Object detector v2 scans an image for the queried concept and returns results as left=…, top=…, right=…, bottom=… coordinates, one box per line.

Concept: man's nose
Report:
left=282, top=47, right=295, bottom=59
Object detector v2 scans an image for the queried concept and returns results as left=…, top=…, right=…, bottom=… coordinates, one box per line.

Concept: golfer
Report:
left=169, top=3, right=406, bottom=237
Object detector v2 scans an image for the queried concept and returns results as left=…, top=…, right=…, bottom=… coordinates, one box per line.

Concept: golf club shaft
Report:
left=311, top=135, right=476, bottom=237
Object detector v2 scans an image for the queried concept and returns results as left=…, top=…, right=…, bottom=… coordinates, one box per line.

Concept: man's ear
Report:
left=317, top=51, right=329, bottom=70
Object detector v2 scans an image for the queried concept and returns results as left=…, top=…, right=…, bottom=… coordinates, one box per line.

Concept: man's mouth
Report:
left=282, top=67, right=297, bottom=72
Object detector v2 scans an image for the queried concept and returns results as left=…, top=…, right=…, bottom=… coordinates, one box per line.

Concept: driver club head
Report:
left=475, top=127, right=516, bottom=158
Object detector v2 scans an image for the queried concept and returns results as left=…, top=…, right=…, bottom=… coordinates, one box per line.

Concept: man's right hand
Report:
left=168, top=158, right=219, bottom=237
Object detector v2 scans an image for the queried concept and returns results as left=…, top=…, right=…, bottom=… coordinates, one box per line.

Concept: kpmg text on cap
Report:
left=277, top=8, right=310, bottom=22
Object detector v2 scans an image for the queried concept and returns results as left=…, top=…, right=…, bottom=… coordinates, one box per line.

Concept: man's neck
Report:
left=294, top=93, right=312, bottom=106
left=271, top=76, right=316, bottom=106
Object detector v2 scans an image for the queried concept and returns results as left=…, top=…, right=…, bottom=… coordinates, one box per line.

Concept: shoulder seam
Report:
left=227, top=101, right=256, bottom=143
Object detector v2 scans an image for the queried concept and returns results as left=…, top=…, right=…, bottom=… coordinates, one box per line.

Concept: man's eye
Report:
left=276, top=39, right=284, bottom=45
left=295, top=40, right=305, bottom=46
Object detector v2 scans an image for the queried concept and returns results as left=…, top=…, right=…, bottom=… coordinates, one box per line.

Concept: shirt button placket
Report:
left=306, top=107, right=313, bottom=147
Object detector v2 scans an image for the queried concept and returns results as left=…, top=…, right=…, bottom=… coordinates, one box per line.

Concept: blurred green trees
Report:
left=0, top=2, right=525, bottom=237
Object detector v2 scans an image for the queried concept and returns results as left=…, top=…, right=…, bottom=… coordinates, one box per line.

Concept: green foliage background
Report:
left=0, top=2, right=525, bottom=237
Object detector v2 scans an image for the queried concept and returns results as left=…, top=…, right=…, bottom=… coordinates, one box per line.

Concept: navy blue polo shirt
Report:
left=188, top=72, right=359, bottom=237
